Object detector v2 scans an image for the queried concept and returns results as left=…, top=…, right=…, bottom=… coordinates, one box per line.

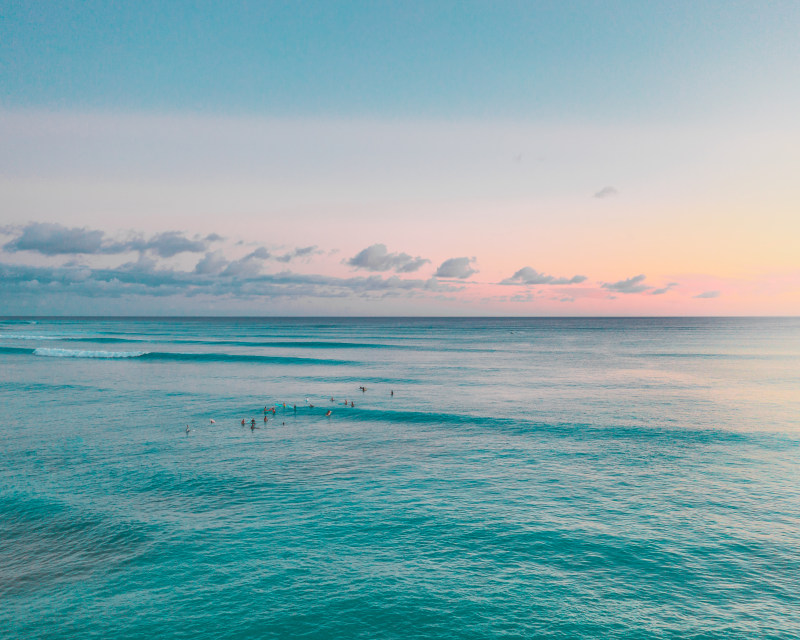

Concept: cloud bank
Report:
left=3, top=223, right=215, bottom=257
left=0, top=221, right=739, bottom=313
left=0, top=261, right=458, bottom=304
left=0, top=223, right=463, bottom=312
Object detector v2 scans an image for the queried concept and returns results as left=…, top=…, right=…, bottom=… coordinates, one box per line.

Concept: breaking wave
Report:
left=1, top=334, right=66, bottom=341
left=33, top=348, right=148, bottom=359
left=2, top=346, right=355, bottom=366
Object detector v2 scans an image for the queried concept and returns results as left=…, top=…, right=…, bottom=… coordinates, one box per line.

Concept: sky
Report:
left=1, top=0, right=799, bottom=315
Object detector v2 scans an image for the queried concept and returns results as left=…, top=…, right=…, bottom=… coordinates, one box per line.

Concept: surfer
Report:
left=185, top=425, right=190, bottom=434
left=325, top=410, right=332, bottom=417
left=241, top=419, right=245, bottom=426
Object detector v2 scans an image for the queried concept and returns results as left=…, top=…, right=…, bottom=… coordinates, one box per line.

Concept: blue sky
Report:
left=4, top=1, right=798, bottom=119
left=1, top=1, right=799, bottom=315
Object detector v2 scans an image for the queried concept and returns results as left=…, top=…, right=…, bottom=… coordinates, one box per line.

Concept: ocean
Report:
left=1, top=316, right=799, bottom=639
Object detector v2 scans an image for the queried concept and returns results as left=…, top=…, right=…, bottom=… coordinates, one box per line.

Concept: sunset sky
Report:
left=2, top=1, right=799, bottom=315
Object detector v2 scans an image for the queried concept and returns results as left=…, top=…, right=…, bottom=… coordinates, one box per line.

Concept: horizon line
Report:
left=2, top=315, right=798, bottom=320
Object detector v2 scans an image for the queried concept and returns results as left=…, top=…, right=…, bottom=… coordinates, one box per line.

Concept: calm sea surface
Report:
left=1, top=317, right=799, bottom=639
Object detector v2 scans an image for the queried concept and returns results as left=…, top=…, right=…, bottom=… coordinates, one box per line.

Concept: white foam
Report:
left=1, top=333, right=63, bottom=340
left=33, top=348, right=147, bottom=359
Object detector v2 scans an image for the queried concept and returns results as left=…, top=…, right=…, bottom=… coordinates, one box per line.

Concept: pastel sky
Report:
left=2, top=1, right=799, bottom=315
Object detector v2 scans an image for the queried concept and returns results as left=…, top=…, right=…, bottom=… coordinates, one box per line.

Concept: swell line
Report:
left=0, top=345, right=356, bottom=366
left=332, top=406, right=755, bottom=444
left=141, top=351, right=356, bottom=365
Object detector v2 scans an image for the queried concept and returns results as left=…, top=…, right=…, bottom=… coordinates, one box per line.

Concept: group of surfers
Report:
left=185, top=387, right=393, bottom=433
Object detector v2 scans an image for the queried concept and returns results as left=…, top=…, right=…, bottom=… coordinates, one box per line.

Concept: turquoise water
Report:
left=1, top=317, right=799, bottom=639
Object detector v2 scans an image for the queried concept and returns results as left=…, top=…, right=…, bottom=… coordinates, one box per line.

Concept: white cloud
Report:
left=434, top=257, right=477, bottom=279
left=594, top=186, right=618, bottom=199
left=502, top=266, right=586, bottom=285
left=347, top=244, right=429, bottom=273
left=601, top=274, right=651, bottom=294
left=651, top=282, right=678, bottom=295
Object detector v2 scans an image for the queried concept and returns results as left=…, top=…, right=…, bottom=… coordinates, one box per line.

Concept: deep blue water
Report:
left=1, top=317, right=799, bottom=639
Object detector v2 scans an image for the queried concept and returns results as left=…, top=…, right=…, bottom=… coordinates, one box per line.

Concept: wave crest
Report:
left=33, top=348, right=148, bottom=359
